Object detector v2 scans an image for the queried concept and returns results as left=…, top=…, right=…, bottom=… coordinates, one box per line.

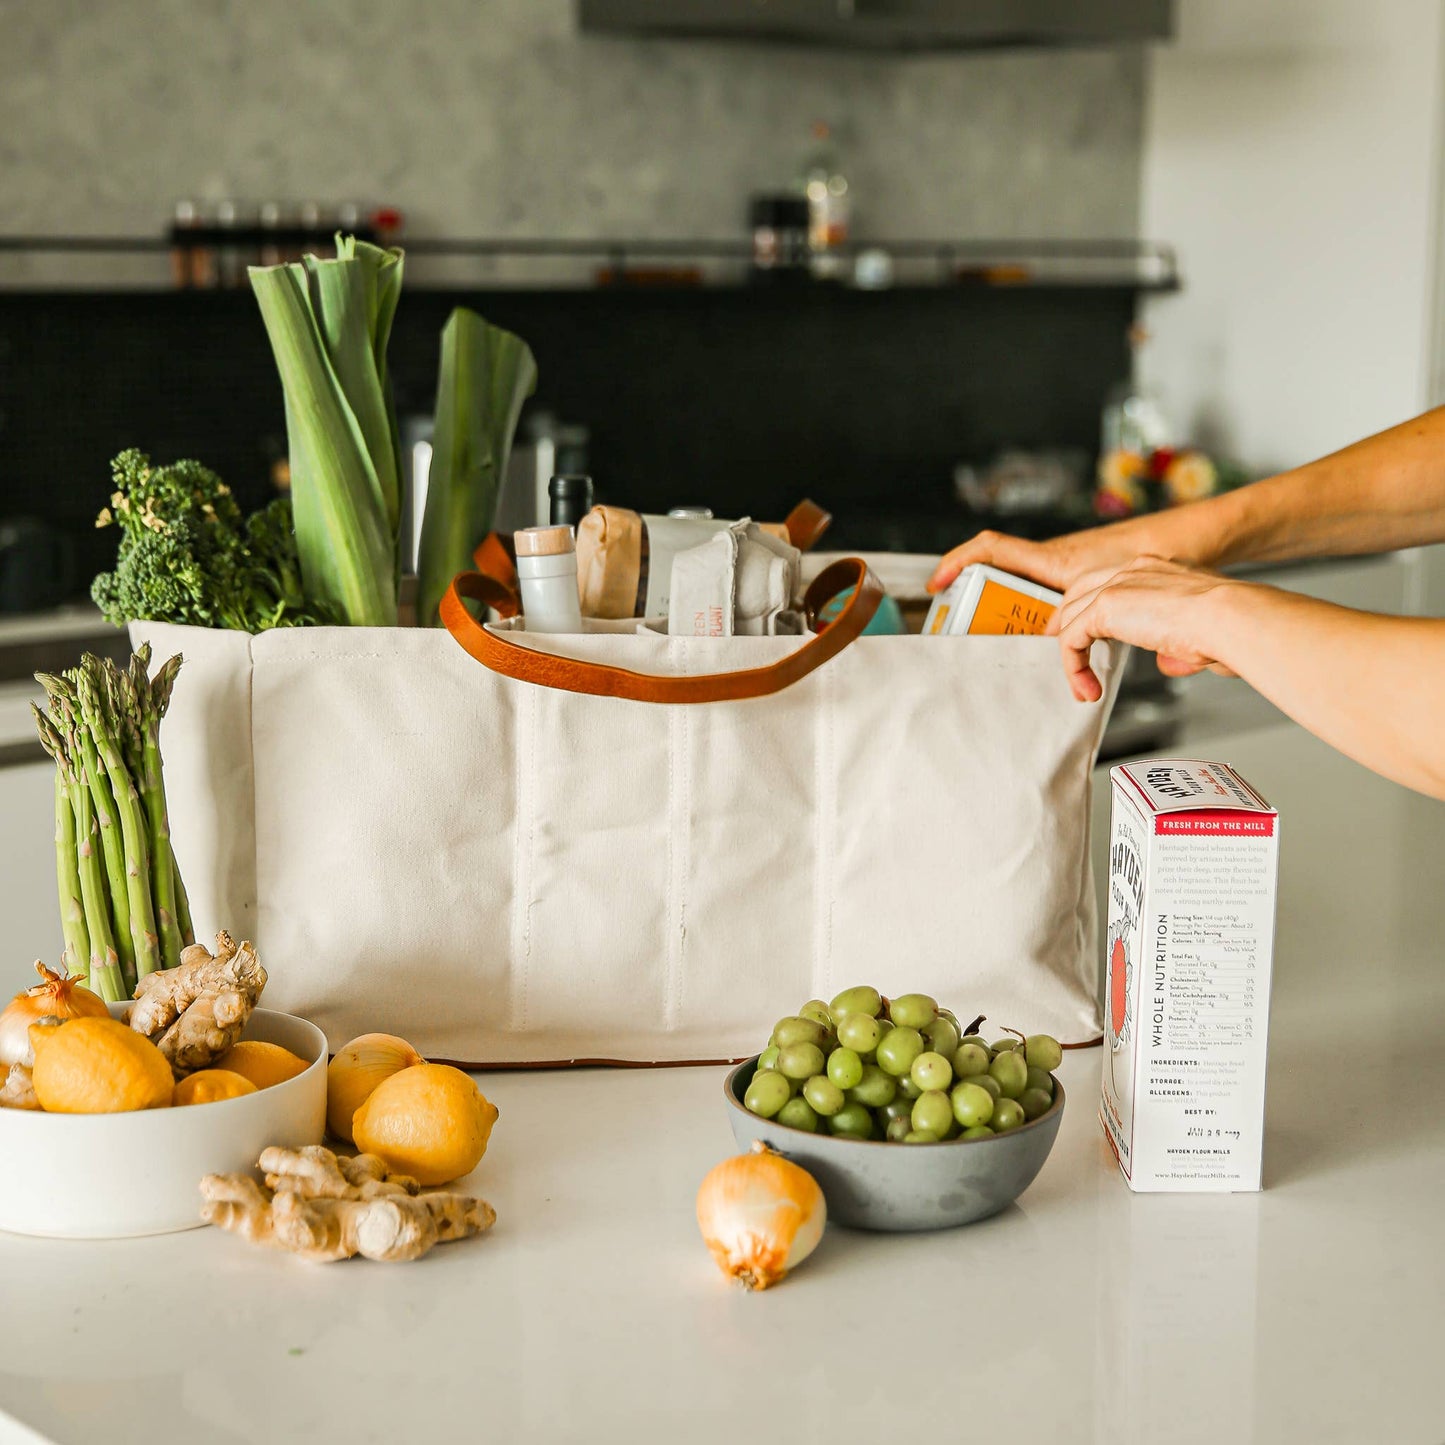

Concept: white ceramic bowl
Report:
left=0, top=1006, right=327, bottom=1239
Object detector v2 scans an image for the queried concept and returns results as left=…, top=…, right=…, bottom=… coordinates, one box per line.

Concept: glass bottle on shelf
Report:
left=1101, top=325, right=1171, bottom=457
left=796, top=120, right=850, bottom=279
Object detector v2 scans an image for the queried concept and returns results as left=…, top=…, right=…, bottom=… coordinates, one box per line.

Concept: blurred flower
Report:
left=1094, top=488, right=1137, bottom=520
left=1098, top=447, right=1147, bottom=491
left=1163, top=451, right=1219, bottom=505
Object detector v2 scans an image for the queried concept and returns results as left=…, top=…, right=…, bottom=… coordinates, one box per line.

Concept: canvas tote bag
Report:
left=133, top=558, right=1123, bottom=1065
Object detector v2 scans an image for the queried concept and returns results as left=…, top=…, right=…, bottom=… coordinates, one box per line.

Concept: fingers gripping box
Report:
left=1100, top=760, right=1279, bottom=1192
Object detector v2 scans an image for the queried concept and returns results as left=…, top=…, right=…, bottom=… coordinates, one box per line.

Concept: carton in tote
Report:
left=1100, top=759, right=1279, bottom=1192
left=922, top=564, right=1061, bottom=637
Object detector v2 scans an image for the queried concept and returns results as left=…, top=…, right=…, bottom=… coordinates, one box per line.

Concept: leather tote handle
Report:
left=439, top=558, right=883, bottom=704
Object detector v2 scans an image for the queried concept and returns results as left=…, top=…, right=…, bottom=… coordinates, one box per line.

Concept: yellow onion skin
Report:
left=0, top=964, right=109, bottom=1068
left=697, top=1141, right=826, bottom=1290
left=326, top=1032, right=425, bottom=1141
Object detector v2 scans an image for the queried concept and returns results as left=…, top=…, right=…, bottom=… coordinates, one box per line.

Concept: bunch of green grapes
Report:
left=742, top=986, right=1063, bottom=1143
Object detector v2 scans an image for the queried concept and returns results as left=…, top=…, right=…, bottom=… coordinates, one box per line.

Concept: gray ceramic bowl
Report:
left=724, top=1057, right=1066, bottom=1231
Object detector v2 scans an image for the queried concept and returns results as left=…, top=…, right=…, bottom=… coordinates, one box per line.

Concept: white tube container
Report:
left=515, top=525, right=583, bottom=634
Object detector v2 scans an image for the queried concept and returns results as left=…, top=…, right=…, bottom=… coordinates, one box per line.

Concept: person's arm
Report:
left=928, top=406, right=1445, bottom=594
left=1055, top=559, right=1445, bottom=801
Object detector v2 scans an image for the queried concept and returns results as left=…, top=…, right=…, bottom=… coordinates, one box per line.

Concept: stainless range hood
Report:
left=577, top=0, right=1174, bottom=50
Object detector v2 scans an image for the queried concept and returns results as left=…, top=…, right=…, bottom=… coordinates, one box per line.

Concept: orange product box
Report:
left=922, top=564, right=1061, bottom=637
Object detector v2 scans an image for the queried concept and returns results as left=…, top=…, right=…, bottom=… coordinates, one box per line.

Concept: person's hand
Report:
left=927, top=518, right=1173, bottom=596
left=1050, top=558, right=1241, bottom=702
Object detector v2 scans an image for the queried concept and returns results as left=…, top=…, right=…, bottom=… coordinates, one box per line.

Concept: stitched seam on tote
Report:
left=512, top=685, right=534, bottom=1033
left=823, top=662, right=835, bottom=980
left=666, top=701, right=688, bottom=1032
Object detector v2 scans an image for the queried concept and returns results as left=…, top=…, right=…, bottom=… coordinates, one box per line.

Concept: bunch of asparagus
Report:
left=31, top=645, right=192, bottom=1002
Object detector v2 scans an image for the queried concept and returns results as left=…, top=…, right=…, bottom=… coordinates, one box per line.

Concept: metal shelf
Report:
left=0, top=234, right=1179, bottom=294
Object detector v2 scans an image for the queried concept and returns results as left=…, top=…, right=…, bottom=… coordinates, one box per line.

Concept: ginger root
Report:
left=200, top=1145, right=494, bottom=1263
left=131, top=931, right=267, bottom=1077
left=0, top=1063, right=39, bottom=1110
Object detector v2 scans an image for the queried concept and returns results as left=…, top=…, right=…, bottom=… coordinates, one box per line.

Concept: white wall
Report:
left=1138, top=1, right=1445, bottom=474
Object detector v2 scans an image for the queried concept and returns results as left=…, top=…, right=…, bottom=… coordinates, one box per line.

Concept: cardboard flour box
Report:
left=1100, top=759, right=1279, bottom=1192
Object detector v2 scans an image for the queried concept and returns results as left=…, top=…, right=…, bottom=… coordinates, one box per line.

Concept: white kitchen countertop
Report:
left=0, top=726, right=1441, bottom=1445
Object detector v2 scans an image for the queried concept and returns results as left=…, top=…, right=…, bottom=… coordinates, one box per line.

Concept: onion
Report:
left=0, top=963, right=109, bottom=1068
left=697, top=1141, right=826, bottom=1290
left=326, top=1032, right=425, bottom=1142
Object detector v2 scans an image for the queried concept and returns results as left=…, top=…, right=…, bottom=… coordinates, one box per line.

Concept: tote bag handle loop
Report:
left=439, top=557, right=883, bottom=704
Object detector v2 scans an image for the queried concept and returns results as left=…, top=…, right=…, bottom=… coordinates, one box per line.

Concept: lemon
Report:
left=172, top=1069, right=259, bottom=1106
left=352, top=1063, right=498, bottom=1186
left=213, top=1040, right=310, bottom=1090
left=31, top=1017, right=173, bottom=1113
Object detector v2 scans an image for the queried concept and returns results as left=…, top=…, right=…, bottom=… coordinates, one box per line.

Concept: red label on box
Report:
left=1154, top=812, right=1276, bottom=837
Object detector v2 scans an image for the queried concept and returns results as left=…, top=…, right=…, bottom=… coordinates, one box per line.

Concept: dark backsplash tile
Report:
left=0, top=284, right=1134, bottom=591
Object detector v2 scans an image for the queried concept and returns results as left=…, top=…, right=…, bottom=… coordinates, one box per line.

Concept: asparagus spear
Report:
left=76, top=658, right=161, bottom=981
left=141, top=652, right=186, bottom=963
left=39, top=676, right=138, bottom=992
left=36, top=711, right=90, bottom=981
left=36, top=709, right=126, bottom=1002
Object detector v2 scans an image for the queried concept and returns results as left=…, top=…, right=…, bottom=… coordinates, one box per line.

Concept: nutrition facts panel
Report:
left=1160, top=912, right=1260, bottom=1049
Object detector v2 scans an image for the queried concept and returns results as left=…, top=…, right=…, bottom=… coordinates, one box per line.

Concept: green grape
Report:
left=937, top=1007, right=961, bottom=1031
left=849, top=1064, right=897, bottom=1109
left=895, top=1074, right=923, bottom=1101
left=803, top=1075, right=846, bottom=1117
left=880, top=1097, right=913, bottom=1126
left=1025, top=1065, right=1055, bottom=1097
left=777, top=1097, right=819, bottom=1132
left=991, top=1098, right=1025, bottom=1131
left=875, top=1017, right=894, bottom=1036
left=876, top=1026, right=925, bottom=1077
left=911, top=1090, right=954, bottom=1137
left=827, top=1046, right=864, bottom=1090
left=773, top=1016, right=828, bottom=1049
left=778, top=1042, right=826, bottom=1080
left=950, top=1080, right=995, bottom=1129
left=989, top=1050, right=1028, bottom=1099
left=1024, top=1033, right=1064, bottom=1072
left=991, top=1037, right=1020, bottom=1053
left=911, top=1051, right=953, bottom=1093
left=951, top=1042, right=990, bottom=1078
left=960, top=1125, right=995, bottom=1140
left=836, top=1013, right=882, bottom=1055
left=829, top=1101, right=875, bottom=1139
left=924, top=1016, right=961, bottom=1059
left=959, top=1035, right=990, bottom=1056
left=830, top=985, right=882, bottom=1020
left=886, top=1115, right=913, bottom=1142
left=903, top=1130, right=940, bottom=1144
left=1018, top=1087, right=1054, bottom=1121
left=757, top=1045, right=780, bottom=1072
left=799, top=1000, right=834, bottom=1029
left=744, top=1070, right=790, bottom=1119
left=969, top=1071, right=1002, bottom=1101
left=889, top=993, right=938, bottom=1030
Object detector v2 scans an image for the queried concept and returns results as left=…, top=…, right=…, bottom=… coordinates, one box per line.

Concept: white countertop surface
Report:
left=0, top=726, right=1441, bottom=1445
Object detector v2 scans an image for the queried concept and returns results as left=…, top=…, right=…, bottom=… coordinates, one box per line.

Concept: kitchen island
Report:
left=0, top=725, right=1441, bottom=1445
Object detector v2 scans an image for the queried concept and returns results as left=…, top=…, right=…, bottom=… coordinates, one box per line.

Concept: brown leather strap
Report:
left=785, top=498, right=833, bottom=553
left=439, top=557, right=882, bottom=704
left=471, top=531, right=518, bottom=591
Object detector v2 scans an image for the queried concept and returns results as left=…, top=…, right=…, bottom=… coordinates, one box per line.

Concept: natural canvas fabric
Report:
left=134, top=620, right=1122, bottom=1063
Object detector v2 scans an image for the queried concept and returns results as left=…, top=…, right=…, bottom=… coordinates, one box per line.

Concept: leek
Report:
left=249, top=240, right=403, bottom=626
left=417, top=308, right=537, bottom=626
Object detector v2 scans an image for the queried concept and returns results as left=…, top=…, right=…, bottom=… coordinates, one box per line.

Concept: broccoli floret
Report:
left=91, top=449, right=324, bottom=632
